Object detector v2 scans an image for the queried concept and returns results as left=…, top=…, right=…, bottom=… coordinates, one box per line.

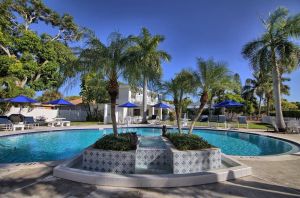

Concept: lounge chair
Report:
left=208, top=115, right=218, bottom=128
left=8, top=114, right=24, bottom=124
left=286, top=120, right=300, bottom=133
left=238, top=116, right=248, bottom=129
left=24, top=116, right=39, bottom=129
left=7, top=114, right=25, bottom=131
left=217, top=115, right=227, bottom=128
left=0, top=116, right=12, bottom=130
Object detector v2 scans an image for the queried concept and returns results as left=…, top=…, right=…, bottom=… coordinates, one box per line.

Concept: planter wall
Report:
left=136, top=148, right=172, bottom=171
left=82, top=148, right=135, bottom=174
left=171, top=148, right=222, bottom=174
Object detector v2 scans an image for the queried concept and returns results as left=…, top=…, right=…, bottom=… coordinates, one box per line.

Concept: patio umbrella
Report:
left=214, top=100, right=243, bottom=108
left=45, top=98, right=74, bottom=106
left=153, top=102, right=170, bottom=120
left=118, top=102, right=138, bottom=108
left=9, top=95, right=38, bottom=103
left=118, top=102, right=138, bottom=126
left=214, top=100, right=244, bottom=121
left=6, top=95, right=38, bottom=114
left=153, top=102, right=170, bottom=109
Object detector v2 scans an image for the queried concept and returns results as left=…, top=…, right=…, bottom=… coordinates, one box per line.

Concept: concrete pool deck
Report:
left=0, top=125, right=300, bottom=197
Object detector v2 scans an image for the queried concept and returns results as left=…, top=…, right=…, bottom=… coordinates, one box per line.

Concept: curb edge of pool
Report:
left=53, top=154, right=252, bottom=188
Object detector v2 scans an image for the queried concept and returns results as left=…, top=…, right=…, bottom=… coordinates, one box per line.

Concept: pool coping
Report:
left=0, top=125, right=299, bottom=167
left=53, top=154, right=252, bottom=188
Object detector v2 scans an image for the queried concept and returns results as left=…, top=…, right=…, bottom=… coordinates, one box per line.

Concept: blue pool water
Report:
left=0, top=128, right=298, bottom=163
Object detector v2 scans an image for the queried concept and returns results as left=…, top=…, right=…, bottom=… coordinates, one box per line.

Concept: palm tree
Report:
left=188, top=58, right=232, bottom=134
left=127, top=28, right=171, bottom=123
left=162, top=70, right=196, bottom=133
left=242, top=7, right=300, bottom=131
left=77, top=32, right=132, bottom=137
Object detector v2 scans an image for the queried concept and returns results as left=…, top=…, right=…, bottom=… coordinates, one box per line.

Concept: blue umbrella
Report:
left=153, top=102, right=170, bottom=109
left=214, top=100, right=243, bottom=108
left=4, top=95, right=38, bottom=114
left=118, top=102, right=138, bottom=108
left=9, top=95, right=38, bottom=103
left=45, top=98, right=74, bottom=106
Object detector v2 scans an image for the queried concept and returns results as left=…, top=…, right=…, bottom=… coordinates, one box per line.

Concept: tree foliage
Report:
left=162, top=70, right=196, bottom=133
left=0, top=0, right=82, bottom=98
left=37, top=89, right=63, bottom=102
left=242, top=7, right=300, bottom=131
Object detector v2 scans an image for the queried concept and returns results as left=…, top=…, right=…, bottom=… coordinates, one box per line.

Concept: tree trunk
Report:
left=266, top=97, right=270, bottom=116
left=188, top=91, right=208, bottom=134
left=110, top=96, right=118, bottom=137
left=271, top=51, right=286, bottom=132
left=258, top=96, right=262, bottom=117
left=174, top=102, right=182, bottom=134
left=141, top=76, right=148, bottom=123
left=107, top=75, right=119, bottom=137
left=0, top=44, right=11, bottom=57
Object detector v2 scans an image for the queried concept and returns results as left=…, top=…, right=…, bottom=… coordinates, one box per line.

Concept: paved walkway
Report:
left=0, top=126, right=300, bottom=197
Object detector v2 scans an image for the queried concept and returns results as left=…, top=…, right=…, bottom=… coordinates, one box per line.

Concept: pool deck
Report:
left=1, top=125, right=300, bottom=197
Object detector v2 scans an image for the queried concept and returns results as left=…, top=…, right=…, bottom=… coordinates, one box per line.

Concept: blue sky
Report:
left=40, top=0, right=300, bottom=101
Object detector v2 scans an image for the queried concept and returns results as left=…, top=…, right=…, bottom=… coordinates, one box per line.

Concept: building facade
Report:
left=105, top=84, right=164, bottom=124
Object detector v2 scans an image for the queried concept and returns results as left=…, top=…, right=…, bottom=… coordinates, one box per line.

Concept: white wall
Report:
left=6, top=106, right=58, bottom=122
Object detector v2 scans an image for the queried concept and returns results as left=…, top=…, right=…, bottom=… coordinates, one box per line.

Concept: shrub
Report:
left=94, top=133, right=138, bottom=151
left=270, top=111, right=300, bottom=118
left=165, top=133, right=212, bottom=150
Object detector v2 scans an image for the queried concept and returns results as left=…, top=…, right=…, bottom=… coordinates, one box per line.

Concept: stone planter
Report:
left=82, top=147, right=136, bottom=174
left=171, top=148, right=222, bottom=174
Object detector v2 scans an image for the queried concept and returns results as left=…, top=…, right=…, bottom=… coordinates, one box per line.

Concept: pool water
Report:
left=0, top=128, right=298, bottom=163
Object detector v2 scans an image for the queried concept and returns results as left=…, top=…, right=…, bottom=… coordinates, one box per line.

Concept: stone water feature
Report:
left=82, top=135, right=222, bottom=174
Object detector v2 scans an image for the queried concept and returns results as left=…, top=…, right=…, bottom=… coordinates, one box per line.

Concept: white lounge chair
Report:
left=238, top=116, right=248, bottom=129
left=286, top=120, right=300, bottom=133
left=217, top=115, right=227, bottom=128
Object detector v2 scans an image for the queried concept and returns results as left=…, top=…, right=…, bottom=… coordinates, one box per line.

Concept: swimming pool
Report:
left=0, top=127, right=298, bottom=163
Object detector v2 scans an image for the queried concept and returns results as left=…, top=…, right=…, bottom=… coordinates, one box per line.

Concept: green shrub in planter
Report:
left=94, top=133, right=138, bottom=151
left=165, top=133, right=212, bottom=150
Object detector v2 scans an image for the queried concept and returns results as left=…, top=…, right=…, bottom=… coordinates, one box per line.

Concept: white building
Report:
left=105, top=84, right=166, bottom=124
left=4, top=84, right=169, bottom=123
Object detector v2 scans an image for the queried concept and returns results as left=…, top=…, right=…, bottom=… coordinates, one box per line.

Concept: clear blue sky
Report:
left=41, top=0, right=300, bottom=101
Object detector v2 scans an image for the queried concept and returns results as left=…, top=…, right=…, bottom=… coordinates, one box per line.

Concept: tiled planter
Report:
left=171, top=148, right=222, bottom=174
left=136, top=148, right=172, bottom=170
left=82, top=148, right=136, bottom=174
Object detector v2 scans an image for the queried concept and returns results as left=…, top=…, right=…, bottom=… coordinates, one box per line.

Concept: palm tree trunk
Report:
left=271, top=50, right=286, bottom=132
left=188, top=91, right=208, bottom=134
left=110, top=96, right=118, bottom=137
left=266, top=97, right=270, bottom=116
left=258, top=96, right=262, bottom=117
left=174, top=103, right=182, bottom=133
left=142, top=76, right=148, bottom=123
left=107, top=74, right=119, bottom=137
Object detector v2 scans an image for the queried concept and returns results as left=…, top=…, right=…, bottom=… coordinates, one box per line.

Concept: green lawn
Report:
left=165, top=120, right=272, bottom=130
left=71, top=120, right=273, bottom=130
left=71, top=121, right=102, bottom=126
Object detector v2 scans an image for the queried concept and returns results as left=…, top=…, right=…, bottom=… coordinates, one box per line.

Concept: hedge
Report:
left=270, top=111, right=300, bottom=118
left=164, top=133, right=212, bottom=150
left=94, top=133, right=138, bottom=151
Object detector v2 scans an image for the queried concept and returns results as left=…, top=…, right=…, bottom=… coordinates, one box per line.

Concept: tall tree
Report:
left=127, top=28, right=171, bottom=123
left=0, top=0, right=82, bottom=98
left=76, top=33, right=133, bottom=137
left=162, top=70, right=196, bottom=133
left=188, top=58, right=232, bottom=134
left=233, top=73, right=242, bottom=94
left=38, top=89, right=63, bottom=102
left=242, top=7, right=300, bottom=131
